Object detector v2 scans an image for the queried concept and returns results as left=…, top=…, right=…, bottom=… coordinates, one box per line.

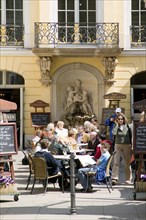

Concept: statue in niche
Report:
left=64, top=79, right=94, bottom=125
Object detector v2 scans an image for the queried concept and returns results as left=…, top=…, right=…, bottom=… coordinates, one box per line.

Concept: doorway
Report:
left=0, top=88, right=21, bottom=146
left=131, top=71, right=146, bottom=119
left=0, top=71, right=24, bottom=149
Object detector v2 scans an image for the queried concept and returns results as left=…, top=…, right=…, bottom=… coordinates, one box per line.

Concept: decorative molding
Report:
left=105, top=79, right=116, bottom=87
left=38, top=57, right=52, bottom=86
left=102, top=57, right=118, bottom=80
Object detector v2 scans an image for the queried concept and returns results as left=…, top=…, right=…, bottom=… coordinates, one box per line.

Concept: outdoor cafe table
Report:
left=54, top=153, right=96, bottom=168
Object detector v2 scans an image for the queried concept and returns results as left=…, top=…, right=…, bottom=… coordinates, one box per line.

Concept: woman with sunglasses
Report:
left=111, top=113, right=132, bottom=185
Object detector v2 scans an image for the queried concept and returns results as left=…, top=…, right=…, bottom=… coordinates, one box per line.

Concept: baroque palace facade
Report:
left=0, top=0, right=146, bottom=147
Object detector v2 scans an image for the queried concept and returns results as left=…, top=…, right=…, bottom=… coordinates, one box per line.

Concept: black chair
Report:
left=85, top=151, right=116, bottom=193
left=31, top=156, right=64, bottom=194
left=104, top=151, right=116, bottom=193
left=22, top=151, right=34, bottom=190
left=25, top=153, right=34, bottom=190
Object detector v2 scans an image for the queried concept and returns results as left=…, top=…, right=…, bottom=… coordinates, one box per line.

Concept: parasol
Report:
left=0, top=99, right=17, bottom=112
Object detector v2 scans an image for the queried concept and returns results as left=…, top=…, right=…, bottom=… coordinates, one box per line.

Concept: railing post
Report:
left=70, top=152, right=77, bottom=214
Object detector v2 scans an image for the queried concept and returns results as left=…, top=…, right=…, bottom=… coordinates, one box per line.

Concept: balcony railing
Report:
left=130, top=25, right=146, bottom=48
left=0, top=25, right=24, bottom=47
left=34, top=22, right=119, bottom=48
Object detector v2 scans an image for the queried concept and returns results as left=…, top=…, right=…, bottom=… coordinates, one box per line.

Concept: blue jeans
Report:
left=78, top=166, right=96, bottom=190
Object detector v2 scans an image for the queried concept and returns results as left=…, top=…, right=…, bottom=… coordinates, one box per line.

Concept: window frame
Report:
left=0, top=0, right=23, bottom=25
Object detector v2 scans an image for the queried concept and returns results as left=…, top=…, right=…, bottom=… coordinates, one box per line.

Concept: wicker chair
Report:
left=31, top=156, right=64, bottom=194
left=85, top=151, right=116, bottom=193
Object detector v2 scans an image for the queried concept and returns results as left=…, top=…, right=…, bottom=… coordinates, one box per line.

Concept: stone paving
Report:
left=0, top=151, right=146, bottom=220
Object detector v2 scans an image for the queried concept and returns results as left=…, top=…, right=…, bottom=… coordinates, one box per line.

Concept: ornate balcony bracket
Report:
left=38, top=57, right=52, bottom=86
left=105, top=79, right=116, bottom=87
left=102, top=57, right=118, bottom=80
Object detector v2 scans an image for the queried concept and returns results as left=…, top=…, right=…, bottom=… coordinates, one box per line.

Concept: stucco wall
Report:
left=0, top=54, right=145, bottom=137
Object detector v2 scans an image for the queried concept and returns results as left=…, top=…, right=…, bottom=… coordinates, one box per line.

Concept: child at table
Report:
left=78, top=141, right=111, bottom=192
left=94, top=134, right=112, bottom=160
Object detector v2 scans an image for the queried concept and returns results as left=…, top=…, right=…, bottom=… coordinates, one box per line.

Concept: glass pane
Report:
left=67, top=12, right=74, bottom=23
left=58, top=12, right=65, bottom=23
left=89, top=12, right=96, bottom=23
left=6, top=72, right=24, bottom=85
left=132, top=12, right=139, bottom=25
left=80, top=12, right=87, bottom=24
left=15, top=0, right=23, bottom=9
left=6, top=11, right=14, bottom=24
left=132, top=0, right=139, bottom=10
left=80, top=0, right=87, bottom=10
left=6, top=0, right=14, bottom=9
left=0, top=71, right=2, bottom=84
left=88, top=0, right=96, bottom=10
left=141, top=12, right=146, bottom=25
left=15, top=11, right=23, bottom=25
left=141, top=1, right=146, bottom=10
left=67, top=0, right=74, bottom=10
left=58, top=0, right=65, bottom=10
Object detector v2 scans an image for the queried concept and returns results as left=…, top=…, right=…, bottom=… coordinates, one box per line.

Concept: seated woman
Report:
left=67, top=129, right=78, bottom=151
left=87, top=131, right=100, bottom=156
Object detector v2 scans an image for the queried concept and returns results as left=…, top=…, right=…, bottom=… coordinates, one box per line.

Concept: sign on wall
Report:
left=0, top=123, right=18, bottom=155
left=101, top=108, right=125, bottom=124
left=133, top=121, right=146, bottom=153
left=31, top=112, right=50, bottom=127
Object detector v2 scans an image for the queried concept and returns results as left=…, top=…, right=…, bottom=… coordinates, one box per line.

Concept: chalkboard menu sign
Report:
left=101, top=108, right=125, bottom=124
left=133, top=122, right=146, bottom=153
left=31, top=112, right=50, bottom=127
left=0, top=123, right=18, bottom=155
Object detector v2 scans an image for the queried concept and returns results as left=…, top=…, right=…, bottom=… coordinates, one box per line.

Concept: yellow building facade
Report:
left=0, top=0, right=146, bottom=147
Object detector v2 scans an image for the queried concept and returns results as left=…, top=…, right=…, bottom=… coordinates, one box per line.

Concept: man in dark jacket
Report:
left=105, top=108, right=122, bottom=151
left=35, top=139, right=60, bottom=176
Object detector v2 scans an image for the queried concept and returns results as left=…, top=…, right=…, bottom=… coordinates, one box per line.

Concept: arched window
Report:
left=0, top=71, right=24, bottom=85
left=131, top=71, right=146, bottom=115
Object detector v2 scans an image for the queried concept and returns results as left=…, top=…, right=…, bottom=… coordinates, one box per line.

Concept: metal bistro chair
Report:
left=22, top=151, right=34, bottom=190
left=25, top=153, right=34, bottom=190
left=85, top=151, right=116, bottom=193
left=31, top=156, right=64, bottom=194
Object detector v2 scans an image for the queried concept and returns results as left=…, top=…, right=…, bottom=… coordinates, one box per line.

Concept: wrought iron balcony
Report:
left=0, top=25, right=24, bottom=47
left=130, top=25, right=146, bottom=48
left=34, top=22, right=119, bottom=48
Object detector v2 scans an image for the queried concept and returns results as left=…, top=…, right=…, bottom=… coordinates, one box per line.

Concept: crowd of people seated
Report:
left=23, top=118, right=114, bottom=192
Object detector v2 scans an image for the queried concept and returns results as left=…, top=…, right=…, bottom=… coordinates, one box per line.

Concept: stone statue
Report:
left=64, top=79, right=93, bottom=116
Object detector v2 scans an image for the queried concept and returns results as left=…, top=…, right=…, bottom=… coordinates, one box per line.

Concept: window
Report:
left=0, top=0, right=23, bottom=46
left=0, top=0, right=23, bottom=25
left=58, top=0, right=96, bottom=43
left=0, top=71, right=24, bottom=85
left=131, top=0, right=146, bottom=46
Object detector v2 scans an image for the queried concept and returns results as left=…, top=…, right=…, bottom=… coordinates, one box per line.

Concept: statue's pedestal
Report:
left=65, top=114, right=93, bottom=126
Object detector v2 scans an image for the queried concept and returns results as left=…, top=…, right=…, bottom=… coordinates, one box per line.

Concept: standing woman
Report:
left=111, top=113, right=132, bottom=185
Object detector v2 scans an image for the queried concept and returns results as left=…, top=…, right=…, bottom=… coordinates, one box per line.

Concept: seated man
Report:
left=78, top=141, right=110, bottom=192
left=34, top=139, right=61, bottom=176
left=35, top=139, right=69, bottom=186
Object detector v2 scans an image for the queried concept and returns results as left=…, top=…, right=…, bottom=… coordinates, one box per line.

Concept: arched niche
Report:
left=51, top=63, right=105, bottom=124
